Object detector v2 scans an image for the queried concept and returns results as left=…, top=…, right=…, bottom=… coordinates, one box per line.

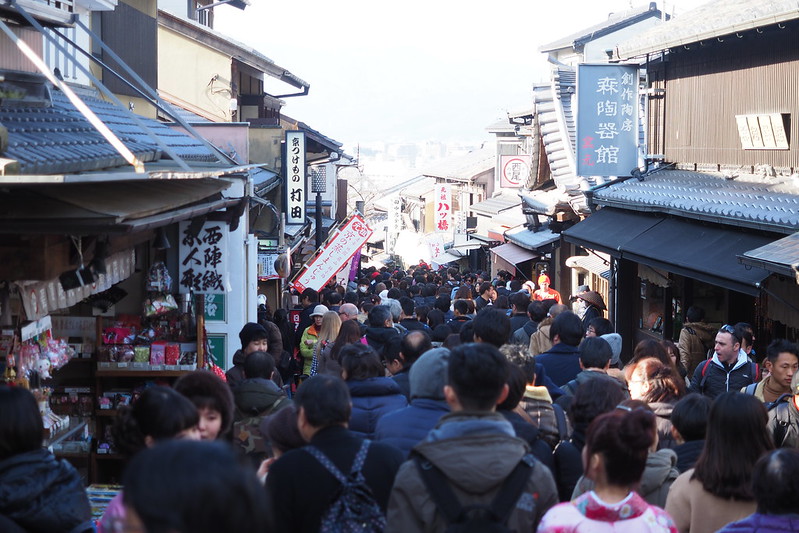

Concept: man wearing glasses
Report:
left=688, top=324, right=759, bottom=399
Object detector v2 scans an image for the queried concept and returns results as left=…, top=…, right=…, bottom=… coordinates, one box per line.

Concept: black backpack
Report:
left=305, top=440, right=386, bottom=533
left=414, top=454, right=535, bottom=532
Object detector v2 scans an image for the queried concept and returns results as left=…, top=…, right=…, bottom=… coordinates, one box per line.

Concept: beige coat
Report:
left=678, top=321, right=716, bottom=376
left=529, top=317, right=553, bottom=356
left=665, top=469, right=755, bottom=533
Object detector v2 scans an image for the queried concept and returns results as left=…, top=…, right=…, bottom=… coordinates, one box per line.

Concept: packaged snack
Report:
left=150, top=342, right=166, bottom=365
left=165, top=343, right=180, bottom=365
left=133, top=346, right=150, bottom=363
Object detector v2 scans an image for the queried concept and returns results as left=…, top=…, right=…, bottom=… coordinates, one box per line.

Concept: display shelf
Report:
left=45, top=419, right=88, bottom=449
left=93, top=452, right=125, bottom=461
left=95, top=409, right=118, bottom=417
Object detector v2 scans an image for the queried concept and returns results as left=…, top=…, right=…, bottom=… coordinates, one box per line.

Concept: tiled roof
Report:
left=616, top=0, right=799, bottom=59
left=469, top=191, right=520, bottom=216
left=540, top=2, right=664, bottom=52
left=592, top=169, right=799, bottom=234
left=0, top=88, right=219, bottom=175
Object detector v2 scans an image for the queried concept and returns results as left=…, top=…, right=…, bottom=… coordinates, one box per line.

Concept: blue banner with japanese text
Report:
left=577, top=64, right=639, bottom=177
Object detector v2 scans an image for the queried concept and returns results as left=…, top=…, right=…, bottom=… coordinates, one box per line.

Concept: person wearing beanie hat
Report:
left=375, top=348, right=451, bottom=457
left=601, top=333, right=623, bottom=368
left=534, top=274, right=562, bottom=303
left=225, top=323, right=269, bottom=387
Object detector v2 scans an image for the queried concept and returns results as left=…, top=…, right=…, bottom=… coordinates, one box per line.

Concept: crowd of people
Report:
left=2, top=263, right=799, bottom=532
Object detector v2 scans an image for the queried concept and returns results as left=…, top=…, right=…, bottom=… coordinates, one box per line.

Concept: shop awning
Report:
left=0, top=178, right=236, bottom=234
left=738, top=232, right=799, bottom=277
left=566, top=253, right=611, bottom=279
left=622, top=217, right=772, bottom=295
left=562, top=208, right=662, bottom=257
left=490, top=242, right=538, bottom=265
left=563, top=207, right=775, bottom=296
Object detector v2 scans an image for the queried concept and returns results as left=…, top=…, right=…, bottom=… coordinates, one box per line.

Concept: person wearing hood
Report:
left=376, top=347, right=451, bottom=457
left=386, top=343, right=558, bottom=532
left=571, top=400, right=680, bottom=509
left=231, top=351, right=291, bottom=467
left=678, top=306, right=717, bottom=376
left=0, top=387, right=93, bottom=533
left=688, top=324, right=759, bottom=399
left=226, top=322, right=270, bottom=387
left=341, top=343, right=407, bottom=439
left=364, top=305, right=401, bottom=356
left=299, top=304, right=328, bottom=375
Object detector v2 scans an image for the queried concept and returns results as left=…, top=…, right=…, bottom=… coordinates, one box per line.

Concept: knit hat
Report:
left=409, top=347, right=450, bottom=401
left=310, top=304, right=329, bottom=318
left=538, top=274, right=551, bottom=285
left=239, top=322, right=268, bottom=349
left=600, top=333, right=623, bottom=367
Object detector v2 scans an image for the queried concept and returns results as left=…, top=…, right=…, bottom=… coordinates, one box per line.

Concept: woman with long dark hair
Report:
left=665, top=392, right=774, bottom=533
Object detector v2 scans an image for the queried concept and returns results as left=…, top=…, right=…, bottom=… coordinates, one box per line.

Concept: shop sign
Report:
left=577, top=64, right=639, bottom=177
left=435, top=184, right=451, bottom=233
left=206, top=333, right=226, bottom=370
left=735, top=113, right=790, bottom=150
left=500, top=155, right=531, bottom=188
left=178, top=221, right=228, bottom=294
left=17, top=249, right=136, bottom=321
left=203, top=294, right=226, bottom=322
left=427, top=233, right=446, bottom=262
left=285, top=131, right=306, bottom=225
left=257, top=253, right=280, bottom=280
left=292, top=214, right=372, bottom=292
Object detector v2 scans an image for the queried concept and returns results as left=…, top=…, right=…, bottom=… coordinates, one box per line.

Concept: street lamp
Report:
left=311, top=167, right=327, bottom=247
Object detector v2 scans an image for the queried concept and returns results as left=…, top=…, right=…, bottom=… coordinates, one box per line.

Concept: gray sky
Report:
left=215, top=0, right=709, bottom=150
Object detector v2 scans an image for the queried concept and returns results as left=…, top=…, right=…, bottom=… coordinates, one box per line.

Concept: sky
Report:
left=214, top=0, right=710, bottom=152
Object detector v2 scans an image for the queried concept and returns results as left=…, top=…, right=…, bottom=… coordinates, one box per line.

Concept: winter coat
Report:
left=556, top=370, right=629, bottom=410
left=0, top=449, right=92, bottom=533
left=580, top=304, right=602, bottom=333
left=518, top=385, right=571, bottom=450
left=718, top=513, right=799, bottom=533
left=666, top=468, right=756, bottom=533
left=511, top=320, right=538, bottom=346
left=530, top=317, right=554, bottom=356
left=509, top=313, right=529, bottom=333
left=233, top=377, right=290, bottom=418
left=678, top=321, right=716, bottom=376
left=651, top=401, right=678, bottom=450
left=316, top=342, right=342, bottom=378
left=364, top=326, right=401, bottom=355
left=298, top=325, right=319, bottom=375
left=498, top=409, right=556, bottom=474
left=539, top=490, right=678, bottom=533
left=347, top=377, right=408, bottom=438
left=768, top=396, right=799, bottom=448
left=375, top=398, right=450, bottom=457
left=392, top=368, right=411, bottom=401
left=673, top=440, right=704, bottom=473
left=266, top=425, right=404, bottom=533
left=385, top=411, right=559, bottom=533
left=573, top=448, right=679, bottom=508
left=399, top=319, right=432, bottom=334
left=688, top=350, right=758, bottom=399
left=536, top=342, right=582, bottom=387
left=445, top=316, right=471, bottom=334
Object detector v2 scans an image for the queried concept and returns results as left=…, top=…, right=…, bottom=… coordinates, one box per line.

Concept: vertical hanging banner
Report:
left=577, top=64, right=639, bottom=177
left=285, top=130, right=306, bottom=224
left=292, top=214, right=373, bottom=292
left=178, top=221, right=228, bottom=294
left=435, top=184, right=451, bottom=233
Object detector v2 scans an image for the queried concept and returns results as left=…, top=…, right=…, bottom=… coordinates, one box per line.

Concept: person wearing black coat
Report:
left=0, top=387, right=92, bottom=533
left=266, top=375, right=404, bottom=533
